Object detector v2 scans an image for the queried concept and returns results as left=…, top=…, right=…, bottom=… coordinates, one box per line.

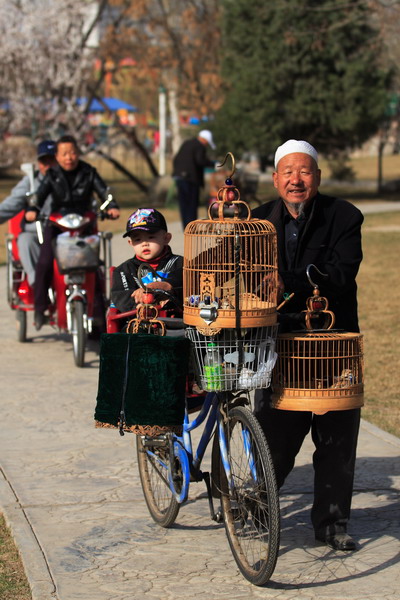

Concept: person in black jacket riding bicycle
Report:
left=25, top=135, right=120, bottom=330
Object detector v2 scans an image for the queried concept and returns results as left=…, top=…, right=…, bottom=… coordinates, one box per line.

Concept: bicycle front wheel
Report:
left=16, top=308, right=27, bottom=343
left=71, top=300, right=86, bottom=367
left=136, top=435, right=180, bottom=528
left=219, top=406, right=280, bottom=586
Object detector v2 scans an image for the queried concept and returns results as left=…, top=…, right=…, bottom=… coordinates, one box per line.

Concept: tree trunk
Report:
left=377, top=142, right=384, bottom=193
left=89, top=93, right=160, bottom=179
left=168, top=85, right=181, bottom=156
left=377, top=126, right=389, bottom=193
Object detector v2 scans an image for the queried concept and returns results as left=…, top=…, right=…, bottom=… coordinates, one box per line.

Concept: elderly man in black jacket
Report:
left=253, top=139, right=364, bottom=552
left=173, top=129, right=216, bottom=228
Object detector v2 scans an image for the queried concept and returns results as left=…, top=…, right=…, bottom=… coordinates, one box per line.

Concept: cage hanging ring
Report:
left=217, top=152, right=236, bottom=178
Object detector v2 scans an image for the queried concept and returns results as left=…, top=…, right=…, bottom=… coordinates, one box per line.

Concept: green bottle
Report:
left=204, top=342, right=223, bottom=390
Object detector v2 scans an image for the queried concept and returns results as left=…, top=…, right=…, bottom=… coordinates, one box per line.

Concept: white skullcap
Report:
left=274, top=139, right=318, bottom=169
left=198, top=129, right=216, bottom=150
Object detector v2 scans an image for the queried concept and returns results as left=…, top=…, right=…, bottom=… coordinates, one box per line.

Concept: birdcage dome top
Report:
left=184, top=217, right=277, bottom=236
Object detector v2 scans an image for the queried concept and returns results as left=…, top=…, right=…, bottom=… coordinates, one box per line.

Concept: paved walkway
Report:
left=0, top=207, right=399, bottom=600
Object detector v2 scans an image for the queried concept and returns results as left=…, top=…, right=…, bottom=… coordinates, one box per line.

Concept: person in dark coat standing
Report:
left=252, top=139, right=364, bottom=552
left=172, top=129, right=216, bottom=228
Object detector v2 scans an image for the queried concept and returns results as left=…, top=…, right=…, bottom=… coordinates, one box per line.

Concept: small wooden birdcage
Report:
left=271, top=332, right=364, bottom=414
left=271, top=266, right=364, bottom=414
left=183, top=153, right=278, bottom=332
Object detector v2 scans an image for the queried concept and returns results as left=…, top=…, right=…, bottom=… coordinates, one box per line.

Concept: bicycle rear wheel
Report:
left=136, top=435, right=180, bottom=528
left=219, top=406, right=280, bottom=585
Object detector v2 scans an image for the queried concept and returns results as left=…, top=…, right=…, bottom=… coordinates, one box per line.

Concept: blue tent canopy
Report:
left=77, top=97, right=138, bottom=112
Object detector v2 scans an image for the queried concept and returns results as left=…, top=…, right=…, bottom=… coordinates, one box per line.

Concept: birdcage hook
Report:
left=306, top=264, right=328, bottom=290
left=218, top=152, right=236, bottom=179
left=209, top=151, right=252, bottom=220
left=304, top=264, right=334, bottom=330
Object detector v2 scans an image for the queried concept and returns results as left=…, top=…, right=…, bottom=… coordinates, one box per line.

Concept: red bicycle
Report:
left=6, top=207, right=113, bottom=366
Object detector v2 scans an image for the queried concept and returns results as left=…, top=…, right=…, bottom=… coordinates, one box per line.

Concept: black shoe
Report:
left=34, top=311, right=46, bottom=331
left=316, top=533, right=357, bottom=552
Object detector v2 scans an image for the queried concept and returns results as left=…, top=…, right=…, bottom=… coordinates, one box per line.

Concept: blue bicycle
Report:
left=136, top=388, right=280, bottom=585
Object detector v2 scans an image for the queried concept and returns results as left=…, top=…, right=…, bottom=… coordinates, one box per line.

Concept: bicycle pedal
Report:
left=213, top=510, right=224, bottom=523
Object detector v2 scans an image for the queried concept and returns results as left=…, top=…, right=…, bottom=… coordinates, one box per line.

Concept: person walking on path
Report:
left=172, top=129, right=216, bottom=229
left=252, top=139, right=364, bottom=552
left=0, top=140, right=57, bottom=286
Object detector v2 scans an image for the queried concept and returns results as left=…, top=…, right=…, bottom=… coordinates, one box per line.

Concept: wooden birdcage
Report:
left=271, top=267, right=364, bottom=414
left=183, top=154, right=278, bottom=333
left=271, top=332, right=364, bottom=414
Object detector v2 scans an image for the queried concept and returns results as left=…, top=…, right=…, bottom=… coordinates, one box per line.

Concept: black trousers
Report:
left=34, top=223, right=59, bottom=313
left=34, top=223, right=106, bottom=329
left=176, top=178, right=200, bottom=229
left=254, top=388, right=360, bottom=539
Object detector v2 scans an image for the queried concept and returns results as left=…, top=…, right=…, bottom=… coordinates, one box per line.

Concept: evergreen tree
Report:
left=214, top=0, right=391, bottom=163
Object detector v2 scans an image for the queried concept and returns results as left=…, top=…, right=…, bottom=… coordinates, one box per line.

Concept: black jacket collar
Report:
left=256, top=194, right=319, bottom=270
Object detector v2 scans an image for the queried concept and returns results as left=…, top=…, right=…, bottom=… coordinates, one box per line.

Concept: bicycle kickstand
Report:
left=203, top=472, right=223, bottom=523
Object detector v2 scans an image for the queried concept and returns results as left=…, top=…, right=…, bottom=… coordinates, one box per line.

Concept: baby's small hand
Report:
left=146, top=281, right=172, bottom=292
left=132, top=282, right=172, bottom=306
left=131, top=288, right=145, bottom=304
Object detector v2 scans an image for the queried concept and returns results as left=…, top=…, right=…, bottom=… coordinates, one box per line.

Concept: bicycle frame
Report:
left=145, top=391, right=251, bottom=511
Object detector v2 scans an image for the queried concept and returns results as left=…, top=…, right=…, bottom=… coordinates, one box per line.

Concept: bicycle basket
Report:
left=55, top=232, right=100, bottom=273
left=186, top=325, right=278, bottom=392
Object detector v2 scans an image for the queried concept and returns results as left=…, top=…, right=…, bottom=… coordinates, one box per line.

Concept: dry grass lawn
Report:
left=358, top=211, right=400, bottom=437
left=0, top=515, right=31, bottom=600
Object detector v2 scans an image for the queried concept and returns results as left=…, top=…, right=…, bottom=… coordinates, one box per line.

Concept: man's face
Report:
left=273, top=153, right=321, bottom=216
left=56, top=142, right=79, bottom=171
left=37, top=155, right=57, bottom=175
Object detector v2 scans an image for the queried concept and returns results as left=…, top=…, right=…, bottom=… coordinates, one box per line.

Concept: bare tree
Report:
left=0, top=0, right=222, bottom=196
left=368, top=0, right=400, bottom=190
left=105, top=0, right=222, bottom=153
left=0, top=0, right=159, bottom=191
left=0, top=0, right=109, bottom=136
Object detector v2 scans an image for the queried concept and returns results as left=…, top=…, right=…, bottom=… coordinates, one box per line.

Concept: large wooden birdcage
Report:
left=271, top=266, right=364, bottom=414
left=183, top=155, right=278, bottom=332
left=183, top=153, right=279, bottom=393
